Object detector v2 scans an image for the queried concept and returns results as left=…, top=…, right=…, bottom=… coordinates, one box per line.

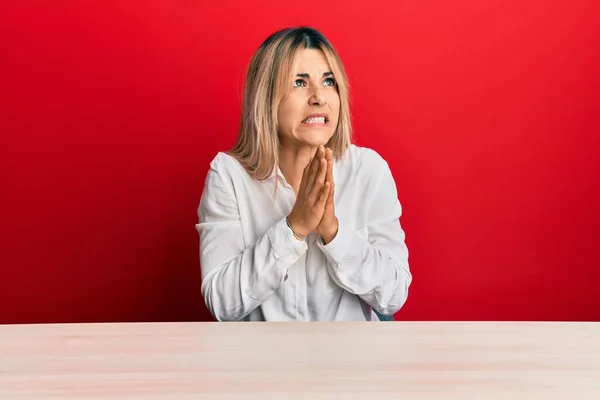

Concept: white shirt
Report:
left=196, top=144, right=412, bottom=321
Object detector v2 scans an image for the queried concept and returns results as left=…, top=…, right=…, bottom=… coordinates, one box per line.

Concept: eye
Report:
left=323, top=77, right=336, bottom=86
left=293, top=79, right=306, bottom=87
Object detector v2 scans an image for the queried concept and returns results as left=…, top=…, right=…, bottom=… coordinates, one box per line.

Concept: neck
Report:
left=278, top=144, right=317, bottom=194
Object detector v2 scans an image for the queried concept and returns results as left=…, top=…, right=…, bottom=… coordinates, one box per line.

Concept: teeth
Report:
left=303, top=117, right=326, bottom=124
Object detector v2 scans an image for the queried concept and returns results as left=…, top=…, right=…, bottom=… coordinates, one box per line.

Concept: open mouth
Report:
left=301, top=116, right=328, bottom=124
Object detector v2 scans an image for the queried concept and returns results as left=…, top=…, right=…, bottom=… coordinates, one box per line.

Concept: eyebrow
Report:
left=296, top=71, right=334, bottom=78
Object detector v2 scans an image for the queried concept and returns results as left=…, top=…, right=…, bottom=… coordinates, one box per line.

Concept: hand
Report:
left=287, top=145, right=331, bottom=238
left=316, top=148, right=338, bottom=244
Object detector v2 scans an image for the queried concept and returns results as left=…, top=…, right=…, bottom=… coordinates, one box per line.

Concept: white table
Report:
left=1, top=321, right=599, bottom=399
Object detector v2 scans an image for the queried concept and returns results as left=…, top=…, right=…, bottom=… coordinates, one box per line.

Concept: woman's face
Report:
left=277, top=48, right=340, bottom=150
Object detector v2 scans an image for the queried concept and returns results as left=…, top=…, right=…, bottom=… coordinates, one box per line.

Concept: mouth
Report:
left=301, top=114, right=329, bottom=125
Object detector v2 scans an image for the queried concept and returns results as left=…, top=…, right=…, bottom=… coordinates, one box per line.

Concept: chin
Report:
left=298, top=131, right=334, bottom=147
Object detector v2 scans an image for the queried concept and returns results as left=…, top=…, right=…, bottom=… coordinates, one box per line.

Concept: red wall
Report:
left=1, top=0, right=599, bottom=324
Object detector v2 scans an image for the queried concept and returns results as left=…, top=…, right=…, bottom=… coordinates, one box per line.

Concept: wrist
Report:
left=286, top=215, right=310, bottom=239
left=319, top=218, right=339, bottom=244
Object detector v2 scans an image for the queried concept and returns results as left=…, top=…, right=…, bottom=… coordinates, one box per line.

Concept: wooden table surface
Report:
left=1, top=321, right=599, bottom=399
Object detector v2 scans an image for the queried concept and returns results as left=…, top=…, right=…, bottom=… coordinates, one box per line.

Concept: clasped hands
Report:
left=287, top=145, right=338, bottom=244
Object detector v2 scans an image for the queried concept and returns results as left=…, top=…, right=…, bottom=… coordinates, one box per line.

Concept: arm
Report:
left=196, top=160, right=307, bottom=321
left=317, top=159, right=412, bottom=315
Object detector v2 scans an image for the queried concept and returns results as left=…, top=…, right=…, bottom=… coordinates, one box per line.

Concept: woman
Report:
left=196, top=27, right=412, bottom=321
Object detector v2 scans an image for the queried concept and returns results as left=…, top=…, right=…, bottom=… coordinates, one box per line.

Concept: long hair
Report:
left=227, top=27, right=353, bottom=184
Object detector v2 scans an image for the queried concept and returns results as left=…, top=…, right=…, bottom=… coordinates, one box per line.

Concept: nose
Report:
left=309, top=88, right=326, bottom=106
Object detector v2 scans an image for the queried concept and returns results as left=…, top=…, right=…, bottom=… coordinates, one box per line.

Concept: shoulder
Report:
left=339, top=144, right=391, bottom=175
left=208, top=151, right=242, bottom=173
left=201, top=151, right=250, bottom=195
left=206, top=151, right=251, bottom=182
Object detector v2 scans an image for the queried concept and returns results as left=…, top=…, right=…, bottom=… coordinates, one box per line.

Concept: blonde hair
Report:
left=227, top=27, right=353, bottom=183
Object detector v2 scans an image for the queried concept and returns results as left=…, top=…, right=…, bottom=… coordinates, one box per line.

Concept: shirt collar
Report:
left=263, top=164, right=285, bottom=181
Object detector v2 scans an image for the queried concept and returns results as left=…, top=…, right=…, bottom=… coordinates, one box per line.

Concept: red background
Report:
left=1, top=0, right=599, bottom=324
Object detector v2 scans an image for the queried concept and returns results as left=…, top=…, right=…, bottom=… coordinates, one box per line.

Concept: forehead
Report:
left=291, top=48, right=332, bottom=73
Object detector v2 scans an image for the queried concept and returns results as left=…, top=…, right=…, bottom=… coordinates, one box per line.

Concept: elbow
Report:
left=377, top=265, right=412, bottom=315
left=380, top=290, right=409, bottom=315
left=201, top=278, right=241, bottom=322
left=375, top=290, right=409, bottom=316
